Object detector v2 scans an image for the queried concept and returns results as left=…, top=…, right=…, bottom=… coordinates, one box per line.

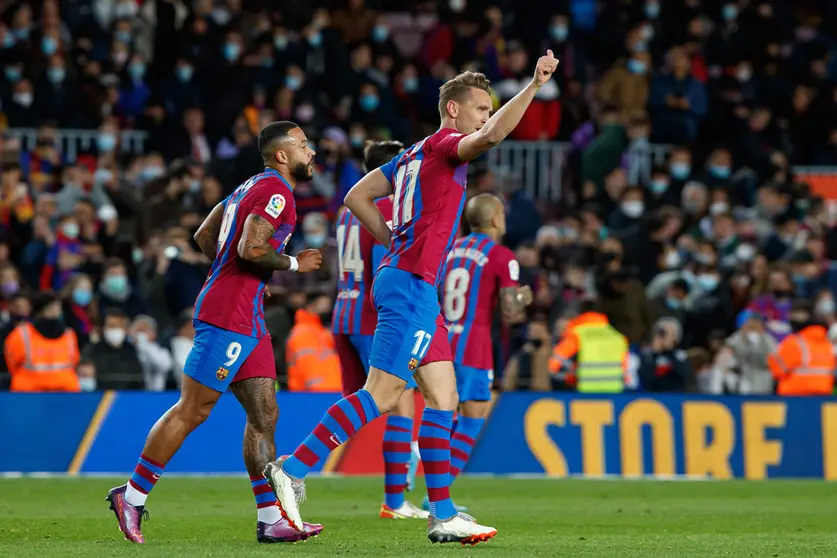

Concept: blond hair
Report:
left=438, top=71, right=492, bottom=119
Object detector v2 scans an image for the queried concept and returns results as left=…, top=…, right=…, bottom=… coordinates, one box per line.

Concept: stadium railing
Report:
left=6, top=128, right=149, bottom=162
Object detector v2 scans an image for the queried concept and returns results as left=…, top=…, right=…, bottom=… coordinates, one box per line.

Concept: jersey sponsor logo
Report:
left=216, top=366, right=229, bottom=381
left=509, top=260, right=520, bottom=281
left=265, top=194, right=285, bottom=218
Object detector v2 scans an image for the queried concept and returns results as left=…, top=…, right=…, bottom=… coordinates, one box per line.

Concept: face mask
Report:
left=621, top=200, right=644, bottom=218
left=13, top=92, right=32, bottom=107
left=128, top=62, right=145, bottom=80
left=360, top=94, right=380, bottom=112
left=550, top=25, right=568, bottom=42
left=115, top=30, right=132, bottom=44
left=305, top=233, right=326, bottom=248
left=42, top=36, right=58, bottom=55
left=1, top=280, right=19, bottom=297
left=104, top=275, right=128, bottom=294
left=189, top=179, right=201, bottom=193
left=97, top=133, right=117, bottom=152
left=697, top=274, right=719, bottom=291
left=709, top=165, right=731, bottom=179
left=817, top=299, right=836, bottom=315
left=176, top=66, right=193, bottom=83
left=745, top=331, right=760, bottom=344
left=737, top=68, right=752, bottom=82
left=3, top=33, right=15, bottom=49
left=14, top=28, right=30, bottom=40
left=372, top=25, right=388, bottom=43
left=212, top=8, right=231, bottom=25
left=47, top=67, right=66, bottom=84
left=115, top=1, right=138, bottom=18
left=650, top=179, right=669, bottom=194
left=666, top=297, right=682, bottom=309
left=94, top=168, right=113, bottom=185
left=664, top=251, right=681, bottom=269
left=307, top=32, right=322, bottom=48
left=450, top=0, right=466, bottom=12
left=72, top=288, right=92, bottom=306
left=274, top=34, right=288, bottom=50
left=670, top=163, right=691, bottom=180
left=135, top=331, right=150, bottom=345
left=62, top=222, right=80, bottom=239
left=710, top=201, right=729, bottom=215
left=141, top=166, right=164, bottom=181
left=296, top=104, right=314, bottom=122
left=104, top=327, right=126, bottom=346
left=633, top=40, right=648, bottom=53
left=403, top=76, right=418, bottom=92
left=640, top=26, right=654, bottom=41
left=223, top=42, right=240, bottom=62
left=627, top=58, right=647, bottom=74
left=723, top=4, right=738, bottom=21
left=736, top=243, right=756, bottom=261
left=5, top=67, right=21, bottom=82
left=350, top=134, right=365, bottom=148
left=79, top=377, right=97, bottom=392
left=132, top=248, right=145, bottom=264
left=285, top=75, right=302, bottom=91
left=113, top=50, right=129, bottom=65
left=645, top=1, right=660, bottom=19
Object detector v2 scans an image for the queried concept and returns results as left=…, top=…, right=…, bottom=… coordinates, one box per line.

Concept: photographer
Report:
left=502, top=317, right=553, bottom=392
left=637, top=317, right=691, bottom=392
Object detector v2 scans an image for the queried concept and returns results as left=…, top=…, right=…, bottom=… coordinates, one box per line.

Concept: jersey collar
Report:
left=264, top=167, right=293, bottom=190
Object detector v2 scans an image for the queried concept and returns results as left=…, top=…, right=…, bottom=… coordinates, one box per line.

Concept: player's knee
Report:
left=248, top=403, right=278, bottom=434
left=363, top=372, right=406, bottom=414
left=174, top=399, right=214, bottom=429
left=423, top=386, right=458, bottom=412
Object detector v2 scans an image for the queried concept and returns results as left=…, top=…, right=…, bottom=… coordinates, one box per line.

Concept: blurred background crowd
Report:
left=3, top=0, right=837, bottom=395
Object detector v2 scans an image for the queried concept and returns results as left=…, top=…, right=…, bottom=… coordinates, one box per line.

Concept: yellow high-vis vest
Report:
left=574, top=323, right=628, bottom=393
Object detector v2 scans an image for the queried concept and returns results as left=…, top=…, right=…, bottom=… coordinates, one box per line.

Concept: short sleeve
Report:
left=493, top=246, right=519, bottom=289
left=249, top=180, right=289, bottom=228
left=433, top=131, right=466, bottom=165
left=378, top=154, right=401, bottom=184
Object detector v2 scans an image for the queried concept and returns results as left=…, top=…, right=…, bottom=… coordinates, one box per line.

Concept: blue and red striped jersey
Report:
left=194, top=168, right=296, bottom=338
left=378, top=128, right=468, bottom=288
left=332, top=197, right=393, bottom=336
left=442, top=233, right=519, bottom=370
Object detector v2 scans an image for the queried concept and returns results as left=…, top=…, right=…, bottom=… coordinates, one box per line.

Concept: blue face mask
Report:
left=14, top=28, right=29, bottom=40
left=72, top=288, right=92, bottom=307
left=627, top=58, right=647, bottom=74
left=650, top=179, right=669, bottom=194
left=307, top=32, right=322, bottom=48
left=633, top=40, right=648, bottom=53
left=709, top=165, right=731, bottom=179
left=670, top=163, right=691, bottom=180
left=550, top=25, right=568, bottom=42
left=47, top=67, right=65, bottom=84
left=115, top=31, right=132, bottom=44
left=274, top=35, right=288, bottom=50
left=372, top=25, right=388, bottom=43
left=97, top=133, right=117, bottom=152
left=141, top=166, right=164, bottom=181
left=360, top=94, right=379, bottom=112
left=223, top=42, right=240, bottom=61
left=350, top=134, right=365, bottom=148
left=286, top=75, right=302, bottom=91
left=305, top=233, right=326, bottom=248
left=666, top=297, right=682, bottom=310
left=261, top=58, right=273, bottom=68
left=723, top=4, right=738, bottom=21
left=42, top=36, right=57, bottom=55
left=104, top=275, right=128, bottom=294
left=697, top=274, right=719, bottom=291
left=128, top=62, right=145, bottom=80
left=403, top=76, right=418, bottom=93
left=645, top=2, right=660, bottom=19
left=2, top=33, right=15, bottom=49
left=4, top=67, right=21, bottom=82
left=176, top=66, right=193, bottom=83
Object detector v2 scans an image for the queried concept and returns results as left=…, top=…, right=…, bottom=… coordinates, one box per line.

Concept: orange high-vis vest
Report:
left=286, top=309, right=342, bottom=392
left=768, top=325, right=835, bottom=396
left=4, top=322, right=80, bottom=392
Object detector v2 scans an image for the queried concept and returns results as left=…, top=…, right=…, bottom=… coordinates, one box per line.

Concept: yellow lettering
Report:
left=682, top=402, right=734, bottom=479
left=620, top=399, right=675, bottom=476
left=742, top=402, right=786, bottom=480
left=570, top=401, right=614, bottom=477
left=524, top=399, right=568, bottom=477
left=822, top=404, right=837, bottom=480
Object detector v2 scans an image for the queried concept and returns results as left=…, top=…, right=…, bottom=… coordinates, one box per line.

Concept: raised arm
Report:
left=457, top=50, right=559, bottom=162
left=344, top=168, right=394, bottom=248
left=193, top=202, right=225, bottom=261
left=238, top=215, right=322, bottom=272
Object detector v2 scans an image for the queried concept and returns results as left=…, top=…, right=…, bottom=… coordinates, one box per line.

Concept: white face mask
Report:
left=710, top=201, right=729, bottom=215
left=736, top=243, right=756, bottom=261
left=817, top=298, right=836, bottom=316
left=104, top=328, right=126, bottom=346
left=622, top=200, right=644, bottom=218
left=13, top=92, right=32, bottom=107
left=135, top=332, right=150, bottom=345
left=664, top=251, right=681, bottom=269
left=746, top=331, right=760, bottom=344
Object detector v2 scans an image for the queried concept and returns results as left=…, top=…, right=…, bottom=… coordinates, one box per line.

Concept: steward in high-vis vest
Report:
left=4, top=291, right=80, bottom=392
left=549, top=300, right=629, bottom=393
left=768, top=304, right=835, bottom=396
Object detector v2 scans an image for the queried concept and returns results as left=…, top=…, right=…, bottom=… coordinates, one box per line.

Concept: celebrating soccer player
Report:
left=265, top=51, right=558, bottom=545
left=106, top=122, right=324, bottom=544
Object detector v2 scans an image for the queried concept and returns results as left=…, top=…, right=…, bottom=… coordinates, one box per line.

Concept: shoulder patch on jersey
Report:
left=265, top=194, right=285, bottom=218
left=508, top=260, right=520, bottom=281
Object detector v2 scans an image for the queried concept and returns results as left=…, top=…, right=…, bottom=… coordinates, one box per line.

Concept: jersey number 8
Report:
left=443, top=268, right=471, bottom=322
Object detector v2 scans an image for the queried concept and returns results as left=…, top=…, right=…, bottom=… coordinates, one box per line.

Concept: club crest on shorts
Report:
left=408, top=357, right=420, bottom=371
left=216, top=367, right=229, bottom=381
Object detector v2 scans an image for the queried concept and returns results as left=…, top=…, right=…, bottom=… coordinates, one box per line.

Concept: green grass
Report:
left=1, top=476, right=837, bottom=557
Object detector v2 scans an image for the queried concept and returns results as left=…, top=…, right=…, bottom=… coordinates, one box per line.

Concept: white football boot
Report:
left=427, top=512, right=497, bottom=545
left=379, top=501, right=431, bottom=519
left=263, top=458, right=306, bottom=531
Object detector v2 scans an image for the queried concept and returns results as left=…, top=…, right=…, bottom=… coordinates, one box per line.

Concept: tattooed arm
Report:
left=499, top=285, right=533, bottom=324
left=237, top=214, right=324, bottom=272
left=193, top=203, right=225, bottom=261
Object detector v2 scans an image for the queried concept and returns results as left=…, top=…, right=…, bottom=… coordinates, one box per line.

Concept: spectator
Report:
left=97, top=257, right=145, bottom=318
left=714, top=311, right=776, bottom=395
left=60, top=272, right=98, bottom=350
left=598, top=268, right=656, bottom=345
left=130, top=314, right=173, bottom=392
left=597, top=51, right=652, bottom=120
left=768, top=303, right=835, bottom=396
left=649, top=45, right=708, bottom=144
left=748, top=266, right=794, bottom=341
left=502, top=316, right=553, bottom=392
left=168, top=310, right=196, bottom=387
left=82, top=308, right=144, bottom=390
left=285, top=292, right=341, bottom=392
left=638, top=317, right=690, bottom=392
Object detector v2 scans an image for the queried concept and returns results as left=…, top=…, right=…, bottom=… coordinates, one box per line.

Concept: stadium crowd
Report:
left=2, top=0, right=837, bottom=395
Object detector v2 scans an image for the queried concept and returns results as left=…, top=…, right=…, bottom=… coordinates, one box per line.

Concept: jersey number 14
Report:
left=336, top=222, right=364, bottom=280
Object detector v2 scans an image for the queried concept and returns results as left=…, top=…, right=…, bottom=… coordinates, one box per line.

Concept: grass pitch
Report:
left=1, top=476, right=836, bottom=557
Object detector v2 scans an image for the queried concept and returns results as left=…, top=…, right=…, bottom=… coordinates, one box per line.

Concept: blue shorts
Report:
left=455, top=364, right=494, bottom=402
left=350, top=333, right=417, bottom=389
left=183, top=320, right=262, bottom=392
left=370, top=267, right=451, bottom=384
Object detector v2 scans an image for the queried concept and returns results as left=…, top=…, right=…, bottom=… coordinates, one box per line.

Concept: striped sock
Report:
left=283, top=390, right=380, bottom=479
left=251, top=475, right=281, bottom=523
left=125, top=454, right=165, bottom=507
left=383, top=415, right=413, bottom=509
left=418, top=408, right=456, bottom=520
left=450, top=416, right=485, bottom=480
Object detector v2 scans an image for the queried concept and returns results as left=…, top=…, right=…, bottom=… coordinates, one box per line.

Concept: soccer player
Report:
left=332, top=140, right=429, bottom=520
left=440, top=193, right=532, bottom=498
left=266, top=51, right=559, bottom=544
left=106, top=121, right=325, bottom=544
